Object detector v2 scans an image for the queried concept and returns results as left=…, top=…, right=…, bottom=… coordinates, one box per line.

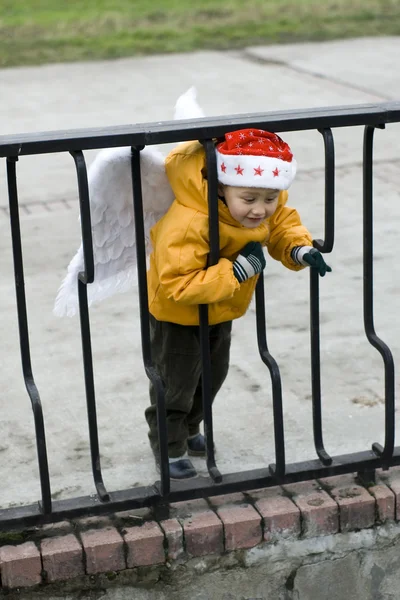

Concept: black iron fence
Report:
left=1, top=102, right=400, bottom=529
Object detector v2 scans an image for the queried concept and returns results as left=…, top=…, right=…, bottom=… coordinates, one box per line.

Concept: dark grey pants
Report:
left=145, top=315, right=232, bottom=458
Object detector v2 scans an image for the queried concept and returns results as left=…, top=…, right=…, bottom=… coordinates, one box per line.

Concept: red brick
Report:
left=319, top=474, right=375, bottom=532
left=369, top=484, right=395, bottom=522
left=80, top=527, right=125, bottom=574
left=283, top=480, right=339, bottom=537
left=181, top=511, right=223, bottom=557
left=41, top=534, right=84, bottom=582
left=171, top=498, right=209, bottom=519
left=40, top=521, right=73, bottom=537
left=74, top=515, right=113, bottom=530
left=377, top=466, right=400, bottom=520
left=217, top=504, right=262, bottom=550
left=113, top=508, right=152, bottom=525
left=247, top=486, right=300, bottom=542
left=0, top=542, right=42, bottom=588
left=208, top=493, right=246, bottom=508
left=159, top=519, right=184, bottom=561
left=124, top=521, right=165, bottom=567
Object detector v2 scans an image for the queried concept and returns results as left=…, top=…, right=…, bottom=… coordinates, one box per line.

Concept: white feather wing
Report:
left=53, top=146, right=174, bottom=317
left=174, top=86, right=205, bottom=120
left=54, top=86, right=205, bottom=317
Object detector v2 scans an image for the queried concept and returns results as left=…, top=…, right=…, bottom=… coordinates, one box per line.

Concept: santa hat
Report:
left=215, top=129, right=297, bottom=190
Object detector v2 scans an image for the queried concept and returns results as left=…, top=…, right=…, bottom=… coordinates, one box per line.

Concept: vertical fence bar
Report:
left=314, top=128, right=335, bottom=255
left=309, top=269, right=332, bottom=466
left=363, top=125, right=395, bottom=464
left=255, top=277, right=286, bottom=478
left=6, top=156, right=52, bottom=514
left=130, top=147, right=170, bottom=496
left=308, top=128, right=335, bottom=466
left=70, top=150, right=109, bottom=502
left=199, top=139, right=222, bottom=483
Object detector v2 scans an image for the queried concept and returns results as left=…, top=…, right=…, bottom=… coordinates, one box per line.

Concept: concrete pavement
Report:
left=0, top=37, right=400, bottom=509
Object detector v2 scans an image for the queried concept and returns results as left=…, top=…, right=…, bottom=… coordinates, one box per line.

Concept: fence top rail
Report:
left=1, top=102, right=400, bottom=158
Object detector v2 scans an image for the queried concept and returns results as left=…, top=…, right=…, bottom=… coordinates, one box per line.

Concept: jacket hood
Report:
left=164, top=140, right=243, bottom=227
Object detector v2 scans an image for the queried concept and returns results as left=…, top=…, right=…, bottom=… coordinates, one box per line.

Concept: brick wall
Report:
left=0, top=468, right=399, bottom=592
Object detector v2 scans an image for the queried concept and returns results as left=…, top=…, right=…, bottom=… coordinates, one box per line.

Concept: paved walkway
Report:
left=0, top=38, right=399, bottom=509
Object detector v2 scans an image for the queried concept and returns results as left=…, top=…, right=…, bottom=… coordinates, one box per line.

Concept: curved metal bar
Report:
left=307, top=128, right=335, bottom=466
left=255, top=276, right=285, bottom=478
left=6, top=157, right=52, bottom=514
left=199, top=139, right=222, bottom=483
left=70, top=150, right=109, bottom=502
left=203, top=140, right=220, bottom=267
left=70, top=152, right=94, bottom=284
left=130, top=147, right=170, bottom=495
left=363, top=125, right=395, bottom=463
left=309, top=268, right=332, bottom=466
left=314, top=128, right=335, bottom=253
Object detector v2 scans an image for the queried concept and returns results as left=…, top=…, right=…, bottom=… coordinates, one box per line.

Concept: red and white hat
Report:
left=215, top=129, right=297, bottom=190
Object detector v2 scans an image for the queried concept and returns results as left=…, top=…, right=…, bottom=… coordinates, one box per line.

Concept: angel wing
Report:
left=54, top=87, right=205, bottom=317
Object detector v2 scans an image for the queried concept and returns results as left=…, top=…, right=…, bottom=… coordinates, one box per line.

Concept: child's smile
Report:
left=219, top=184, right=280, bottom=228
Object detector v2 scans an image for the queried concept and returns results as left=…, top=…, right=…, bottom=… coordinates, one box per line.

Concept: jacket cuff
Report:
left=291, top=246, right=314, bottom=266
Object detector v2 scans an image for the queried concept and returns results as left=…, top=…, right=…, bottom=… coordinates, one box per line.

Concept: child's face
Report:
left=219, top=185, right=280, bottom=228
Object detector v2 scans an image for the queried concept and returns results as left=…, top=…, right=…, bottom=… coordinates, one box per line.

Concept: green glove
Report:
left=233, top=241, right=266, bottom=283
left=292, top=246, right=332, bottom=277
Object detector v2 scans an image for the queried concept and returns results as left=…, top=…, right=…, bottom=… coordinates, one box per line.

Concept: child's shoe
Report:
left=155, top=453, right=197, bottom=480
left=169, top=457, right=197, bottom=480
left=187, top=433, right=207, bottom=457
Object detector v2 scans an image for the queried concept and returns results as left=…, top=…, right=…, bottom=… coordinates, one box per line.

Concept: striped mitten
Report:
left=233, top=242, right=266, bottom=283
left=291, top=246, right=332, bottom=277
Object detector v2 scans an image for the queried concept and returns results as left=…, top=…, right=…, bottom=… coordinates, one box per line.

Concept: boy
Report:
left=145, top=129, right=331, bottom=479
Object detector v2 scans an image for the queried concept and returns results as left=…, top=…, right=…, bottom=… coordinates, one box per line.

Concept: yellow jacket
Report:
left=148, top=141, right=313, bottom=325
